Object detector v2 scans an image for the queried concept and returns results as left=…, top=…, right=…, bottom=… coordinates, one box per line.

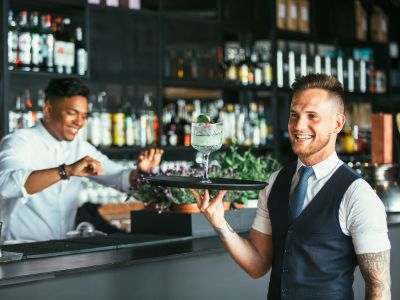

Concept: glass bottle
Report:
left=41, top=14, right=54, bottom=72
left=7, top=10, right=19, bottom=71
left=18, top=10, right=32, bottom=71
left=30, top=11, right=42, bottom=72
left=75, top=27, right=87, bottom=75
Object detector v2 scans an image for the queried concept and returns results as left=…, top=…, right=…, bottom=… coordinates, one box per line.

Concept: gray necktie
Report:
left=289, top=166, right=314, bottom=221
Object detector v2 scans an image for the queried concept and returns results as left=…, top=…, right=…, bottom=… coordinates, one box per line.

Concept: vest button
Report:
left=287, top=228, right=294, bottom=234
left=283, top=268, right=288, bottom=273
left=282, top=288, right=289, bottom=294
left=284, top=248, right=290, bottom=254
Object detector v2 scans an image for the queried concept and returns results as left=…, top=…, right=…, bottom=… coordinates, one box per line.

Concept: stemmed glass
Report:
left=191, top=122, right=223, bottom=183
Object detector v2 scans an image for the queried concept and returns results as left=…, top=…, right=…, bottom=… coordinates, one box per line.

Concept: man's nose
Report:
left=294, top=116, right=307, bottom=130
left=75, top=114, right=85, bottom=127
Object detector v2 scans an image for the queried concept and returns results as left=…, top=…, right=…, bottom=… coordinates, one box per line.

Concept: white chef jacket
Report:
left=0, top=121, right=132, bottom=242
left=252, top=152, right=391, bottom=254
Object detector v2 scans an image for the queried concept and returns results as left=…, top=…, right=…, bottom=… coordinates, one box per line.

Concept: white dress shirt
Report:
left=252, top=152, right=391, bottom=254
left=0, top=121, right=132, bottom=242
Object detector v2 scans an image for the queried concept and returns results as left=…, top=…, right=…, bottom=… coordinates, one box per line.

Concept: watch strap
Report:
left=58, top=164, right=69, bottom=180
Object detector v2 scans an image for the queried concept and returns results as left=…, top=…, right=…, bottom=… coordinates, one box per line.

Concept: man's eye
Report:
left=289, top=113, right=297, bottom=119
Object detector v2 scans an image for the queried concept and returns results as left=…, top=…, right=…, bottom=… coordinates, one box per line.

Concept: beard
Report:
left=290, top=130, right=332, bottom=158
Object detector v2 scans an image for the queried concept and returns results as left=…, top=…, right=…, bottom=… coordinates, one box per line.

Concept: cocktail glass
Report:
left=191, top=122, right=223, bottom=183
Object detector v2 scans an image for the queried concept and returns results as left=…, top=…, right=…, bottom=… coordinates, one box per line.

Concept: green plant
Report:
left=213, top=145, right=281, bottom=204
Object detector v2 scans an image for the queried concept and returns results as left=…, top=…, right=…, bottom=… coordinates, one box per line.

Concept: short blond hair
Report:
left=291, top=73, right=345, bottom=113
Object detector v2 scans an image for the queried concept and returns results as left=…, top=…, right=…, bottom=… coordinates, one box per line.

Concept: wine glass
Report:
left=191, top=122, right=223, bottom=183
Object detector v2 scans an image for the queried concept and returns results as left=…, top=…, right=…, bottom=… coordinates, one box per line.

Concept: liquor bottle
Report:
left=125, top=103, right=135, bottom=147
left=62, top=18, right=75, bottom=75
left=174, top=99, right=183, bottom=145
left=238, top=48, right=249, bottom=86
left=53, top=17, right=65, bottom=74
left=165, top=105, right=178, bottom=146
left=35, top=89, right=45, bottom=122
left=249, top=102, right=260, bottom=146
left=235, top=104, right=245, bottom=145
left=260, top=47, right=273, bottom=86
left=30, top=11, right=42, bottom=72
left=18, top=10, right=32, bottom=71
left=336, top=53, right=344, bottom=86
left=258, top=103, right=268, bottom=145
left=75, top=27, right=87, bottom=75
left=252, top=49, right=262, bottom=85
left=41, top=14, right=54, bottom=72
left=288, top=50, right=296, bottom=86
left=142, top=93, right=158, bottom=146
left=112, top=111, right=126, bottom=147
left=8, top=10, right=19, bottom=71
left=277, top=49, right=284, bottom=88
left=86, top=95, right=101, bottom=146
left=98, top=92, right=112, bottom=147
left=347, top=58, right=355, bottom=92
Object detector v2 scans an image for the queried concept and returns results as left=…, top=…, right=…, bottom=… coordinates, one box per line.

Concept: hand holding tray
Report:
left=145, top=176, right=267, bottom=191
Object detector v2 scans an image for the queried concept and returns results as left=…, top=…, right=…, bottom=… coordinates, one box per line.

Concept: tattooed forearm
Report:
left=357, top=250, right=391, bottom=300
left=214, top=222, right=235, bottom=239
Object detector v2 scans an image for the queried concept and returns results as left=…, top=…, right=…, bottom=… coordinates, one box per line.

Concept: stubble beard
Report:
left=290, top=130, right=332, bottom=159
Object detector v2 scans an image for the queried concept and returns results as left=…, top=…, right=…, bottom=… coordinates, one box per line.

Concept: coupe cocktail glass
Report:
left=191, top=122, right=223, bottom=183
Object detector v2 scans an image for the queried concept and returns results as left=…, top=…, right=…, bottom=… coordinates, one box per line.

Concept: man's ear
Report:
left=334, top=113, right=346, bottom=133
left=43, top=102, right=52, bottom=120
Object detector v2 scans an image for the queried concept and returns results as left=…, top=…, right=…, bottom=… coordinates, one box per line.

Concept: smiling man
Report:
left=0, top=78, right=163, bottom=242
left=191, top=74, right=391, bottom=299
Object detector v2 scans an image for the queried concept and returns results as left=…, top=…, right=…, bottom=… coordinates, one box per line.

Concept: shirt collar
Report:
left=296, top=152, right=340, bottom=180
left=37, top=119, right=65, bottom=149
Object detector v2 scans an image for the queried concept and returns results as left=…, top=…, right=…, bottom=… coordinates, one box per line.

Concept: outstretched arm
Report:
left=190, top=189, right=273, bottom=278
left=357, top=250, right=391, bottom=300
left=24, top=155, right=104, bottom=194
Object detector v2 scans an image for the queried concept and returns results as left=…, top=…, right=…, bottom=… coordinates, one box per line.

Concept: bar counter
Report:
left=0, top=220, right=399, bottom=300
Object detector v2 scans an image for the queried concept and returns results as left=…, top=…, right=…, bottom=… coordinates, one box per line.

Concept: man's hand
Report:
left=137, top=148, right=164, bottom=173
left=189, top=189, right=227, bottom=228
left=67, top=156, right=104, bottom=177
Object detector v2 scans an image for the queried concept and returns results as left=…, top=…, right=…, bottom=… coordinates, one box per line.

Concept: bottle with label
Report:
left=8, top=10, right=19, bottom=71
left=53, top=17, right=65, bottom=74
left=97, top=92, right=112, bottom=146
left=87, top=95, right=101, bottom=146
left=18, top=10, right=32, bottom=71
left=30, top=11, right=42, bottom=72
left=238, top=48, right=249, bottom=86
left=112, top=106, right=126, bottom=147
left=41, top=14, right=54, bottom=72
left=62, top=18, right=75, bottom=75
left=125, top=103, right=135, bottom=147
left=75, top=27, right=87, bottom=75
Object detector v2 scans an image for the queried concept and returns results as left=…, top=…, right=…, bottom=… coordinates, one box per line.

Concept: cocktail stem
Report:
left=0, top=221, right=3, bottom=257
left=203, top=153, right=210, bottom=180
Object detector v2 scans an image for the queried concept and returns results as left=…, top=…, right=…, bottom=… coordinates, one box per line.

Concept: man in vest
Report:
left=191, top=74, right=391, bottom=299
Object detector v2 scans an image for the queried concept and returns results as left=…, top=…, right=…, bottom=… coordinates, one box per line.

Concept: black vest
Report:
left=267, top=162, right=360, bottom=300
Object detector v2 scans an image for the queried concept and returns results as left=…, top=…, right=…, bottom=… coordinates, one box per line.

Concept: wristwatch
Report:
left=58, top=164, right=70, bottom=180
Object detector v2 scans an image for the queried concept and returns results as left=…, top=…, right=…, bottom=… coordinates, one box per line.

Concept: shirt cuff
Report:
left=121, top=169, right=134, bottom=193
left=352, top=230, right=391, bottom=254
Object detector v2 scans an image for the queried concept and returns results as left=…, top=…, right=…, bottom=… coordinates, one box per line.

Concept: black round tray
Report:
left=145, top=176, right=267, bottom=191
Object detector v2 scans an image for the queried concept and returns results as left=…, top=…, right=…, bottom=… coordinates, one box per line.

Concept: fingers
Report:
left=209, top=190, right=227, bottom=207
left=189, top=188, right=201, bottom=206
left=189, top=188, right=210, bottom=212
left=76, top=156, right=104, bottom=176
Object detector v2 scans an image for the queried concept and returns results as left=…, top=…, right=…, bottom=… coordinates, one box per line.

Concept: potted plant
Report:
left=212, top=145, right=281, bottom=207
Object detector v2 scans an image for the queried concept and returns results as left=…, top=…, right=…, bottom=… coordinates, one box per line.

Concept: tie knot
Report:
left=299, top=166, right=314, bottom=181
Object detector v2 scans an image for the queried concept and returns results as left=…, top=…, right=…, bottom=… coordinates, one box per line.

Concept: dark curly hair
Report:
left=291, top=73, right=345, bottom=113
left=44, top=77, right=90, bottom=103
